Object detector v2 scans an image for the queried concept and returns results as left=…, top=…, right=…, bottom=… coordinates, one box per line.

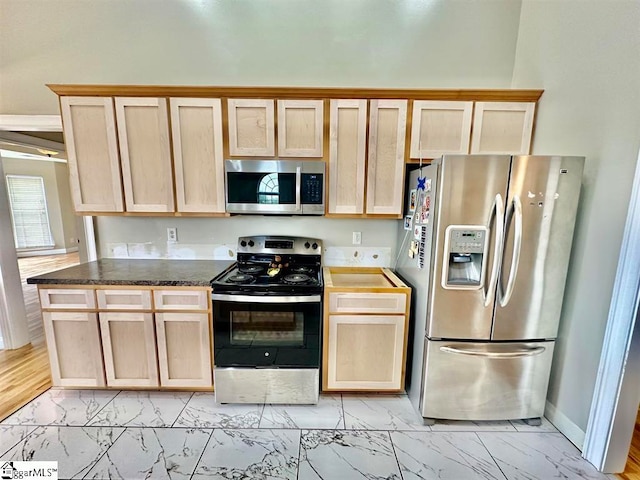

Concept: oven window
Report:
left=231, top=311, right=303, bottom=346
left=213, top=300, right=321, bottom=368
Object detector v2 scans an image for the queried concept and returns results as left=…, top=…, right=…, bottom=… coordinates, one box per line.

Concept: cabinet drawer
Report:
left=39, top=288, right=95, bottom=310
left=328, top=292, right=406, bottom=314
left=97, top=289, right=152, bottom=310
left=153, top=289, right=209, bottom=311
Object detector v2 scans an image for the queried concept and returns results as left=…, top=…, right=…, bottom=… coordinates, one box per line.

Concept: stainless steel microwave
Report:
left=225, top=160, right=325, bottom=215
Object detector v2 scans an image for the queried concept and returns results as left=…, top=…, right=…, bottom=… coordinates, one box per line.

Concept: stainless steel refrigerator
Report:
left=395, top=154, right=584, bottom=424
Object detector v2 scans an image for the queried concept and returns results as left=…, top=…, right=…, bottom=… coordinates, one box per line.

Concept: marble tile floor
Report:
left=0, top=389, right=613, bottom=480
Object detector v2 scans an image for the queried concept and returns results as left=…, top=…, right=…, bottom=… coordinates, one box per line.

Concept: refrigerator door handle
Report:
left=484, top=193, right=504, bottom=307
left=440, top=345, right=546, bottom=358
left=499, top=195, right=523, bottom=307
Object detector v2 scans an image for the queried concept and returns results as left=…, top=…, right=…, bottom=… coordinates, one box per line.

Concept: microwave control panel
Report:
left=301, top=174, right=323, bottom=204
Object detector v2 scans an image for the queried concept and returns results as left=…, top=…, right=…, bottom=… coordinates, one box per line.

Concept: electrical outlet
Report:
left=167, top=227, right=178, bottom=243
left=352, top=231, right=362, bottom=245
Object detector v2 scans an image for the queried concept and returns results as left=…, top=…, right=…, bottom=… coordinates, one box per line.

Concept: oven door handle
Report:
left=211, top=294, right=321, bottom=303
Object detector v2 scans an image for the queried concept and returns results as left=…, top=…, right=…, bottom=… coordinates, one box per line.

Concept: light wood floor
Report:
left=0, top=252, right=79, bottom=421
left=619, top=409, right=640, bottom=479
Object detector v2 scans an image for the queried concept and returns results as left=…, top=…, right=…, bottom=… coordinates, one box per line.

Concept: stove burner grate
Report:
left=283, top=273, right=312, bottom=284
left=238, top=265, right=265, bottom=275
left=227, top=273, right=255, bottom=284
left=289, top=266, right=314, bottom=274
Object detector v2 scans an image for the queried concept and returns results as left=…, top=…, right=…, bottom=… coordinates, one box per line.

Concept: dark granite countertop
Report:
left=26, top=259, right=236, bottom=287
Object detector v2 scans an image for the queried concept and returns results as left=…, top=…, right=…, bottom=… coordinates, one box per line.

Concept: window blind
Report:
left=5, top=174, right=54, bottom=249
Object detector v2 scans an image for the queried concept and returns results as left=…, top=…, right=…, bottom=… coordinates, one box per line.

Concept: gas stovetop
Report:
left=211, top=235, right=323, bottom=295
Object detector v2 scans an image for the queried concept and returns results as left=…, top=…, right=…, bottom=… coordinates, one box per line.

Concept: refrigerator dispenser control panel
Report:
left=449, top=229, right=485, bottom=254
left=442, top=225, right=488, bottom=290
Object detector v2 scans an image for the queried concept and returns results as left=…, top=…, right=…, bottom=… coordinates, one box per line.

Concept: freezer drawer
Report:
left=420, top=339, right=554, bottom=421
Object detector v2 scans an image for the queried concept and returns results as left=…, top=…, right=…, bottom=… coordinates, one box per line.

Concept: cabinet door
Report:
left=326, top=315, right=406, bottom=390
left=99, top=312, right=158, bottom=387
left=170, top=98, right=226, bottom=213
left=60, top=97, right=123, bottom=212
left=115, top=97, right=175, bottom=212
left=277, top=99, right=324, bottom=157
left=42, top=311, right=105, bottom=387
left=155, top=312, right=212, bottom=388
left=328, top=99, right=367, bottom=214
left=366, top=100, right=408, bottom=215
left=410, top=101, right=473, bottom=159
left=227, top=99, right=275, bottom=156
left=470, top=102, right=535, bottom=155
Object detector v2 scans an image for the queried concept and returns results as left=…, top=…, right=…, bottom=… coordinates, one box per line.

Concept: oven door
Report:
left=212, top=294, right=321, bottom=368
left=225, top=160, right=301, bottom=214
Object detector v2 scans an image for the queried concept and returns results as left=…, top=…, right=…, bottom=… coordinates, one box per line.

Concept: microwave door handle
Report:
left=484, top=193, right=504, bottom=307
left=295, top=166, right=302, bottom=212
left=500, top=195, right=523, bottom=307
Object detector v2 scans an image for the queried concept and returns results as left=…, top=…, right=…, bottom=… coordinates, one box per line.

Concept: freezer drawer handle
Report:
left=499, top=195, right=523, bottom=307
left=484, top=193, right=504, bottom=307
left=439, top=345, right=545, bottom=358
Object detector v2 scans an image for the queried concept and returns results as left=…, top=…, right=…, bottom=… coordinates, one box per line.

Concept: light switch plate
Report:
left=352, top=232, right=362, bottom=245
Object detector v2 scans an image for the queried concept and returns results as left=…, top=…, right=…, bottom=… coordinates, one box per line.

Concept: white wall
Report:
left=0, top=0, right=522, bottom=114
left=96, top=216, right=400, bottom=267
left=512, top=0, right=640, bottom=445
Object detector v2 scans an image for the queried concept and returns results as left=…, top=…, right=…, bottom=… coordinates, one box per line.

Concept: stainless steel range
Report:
left=211, top=235, right=322, bottom=404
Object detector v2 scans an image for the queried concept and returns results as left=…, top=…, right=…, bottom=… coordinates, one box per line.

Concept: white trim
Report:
left=0, top=115, right=62, bottom=131
left=545, top=400, right=586, bottom=449
left=16, top=247, right=78, bottom=258
left=583, top=147, right=640, bottom=473
left=83, top=217, right=97, bottom=262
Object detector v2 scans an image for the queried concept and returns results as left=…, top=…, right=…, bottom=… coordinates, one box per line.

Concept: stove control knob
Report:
left=248, top=240, right=255, bottom=247
left=312, top=242, right=318, bottom=250
left=240, top=240, right=247, bottom=247
left=304, top=242, right=311, bottom=249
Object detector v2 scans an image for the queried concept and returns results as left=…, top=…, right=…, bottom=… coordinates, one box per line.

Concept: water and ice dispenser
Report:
left=441, top=226, right=488, bottom=289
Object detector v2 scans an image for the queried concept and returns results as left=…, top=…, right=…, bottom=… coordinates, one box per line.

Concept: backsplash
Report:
left=97, top=216, right=398, bottom=267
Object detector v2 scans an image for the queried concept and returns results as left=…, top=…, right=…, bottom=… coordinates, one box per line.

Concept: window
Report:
left=258, top=172, right=280, bottom=204
left=5, top=175, right=54, bottom=249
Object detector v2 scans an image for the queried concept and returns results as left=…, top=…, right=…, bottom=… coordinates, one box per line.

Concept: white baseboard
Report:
left=545, top=400, right=586, bottom=450
left=17, top=247, right=78, bottom=258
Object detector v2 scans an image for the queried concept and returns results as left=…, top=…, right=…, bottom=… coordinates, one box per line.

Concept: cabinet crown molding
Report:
left=47, top=84, right=543, bottom=102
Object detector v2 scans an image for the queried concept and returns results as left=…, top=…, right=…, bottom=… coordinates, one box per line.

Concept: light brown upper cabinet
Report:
left=60, top=97, right=124, bottom=212
left=410, top=101, right=473, bottom=159
left=115, top=97, right=175, bottom=212
left=328, top=99, right=367, bottom=214
left=277, top=100, right=324, bottom=157
left=366, top=100, right=408, bottom=215
left=170, top=98, right=226, bottom=213
left=471, top=102, right=536, bottom=155
left=227, top=99, right=275, bottom=156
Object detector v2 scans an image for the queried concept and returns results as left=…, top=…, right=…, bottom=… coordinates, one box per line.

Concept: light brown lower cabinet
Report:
left=322, top=267, right=411, bottom=392
left=42, top=311, right=105, bottom=387
left=155, top=312, right=212, bottom=388
left=99, top=311, right=159, bottom=387
left=326, top=314, right=406, bottom=390
left=39, top=285, right=213, bottom=390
